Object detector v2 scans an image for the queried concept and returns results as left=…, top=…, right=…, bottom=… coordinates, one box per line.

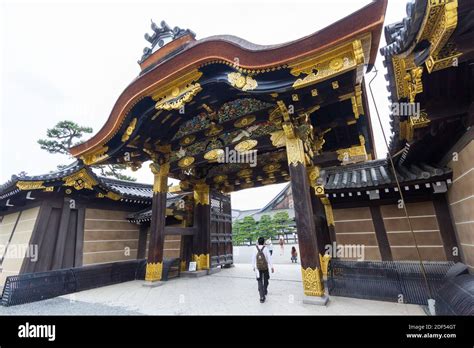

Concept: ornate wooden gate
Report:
left=210, top=191, right=233, bottom=268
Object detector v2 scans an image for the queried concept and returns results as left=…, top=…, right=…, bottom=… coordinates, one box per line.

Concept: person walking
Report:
left=291, top=246, right=298, bottom=263
left=252, top=237, right=274, bottom=303
left=266, top=239, right=274, bottom=256
left=279, top=236, right=284, bottom=255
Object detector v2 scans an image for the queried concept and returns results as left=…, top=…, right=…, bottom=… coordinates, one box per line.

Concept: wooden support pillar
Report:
left=433, top=194, right=461, bottom=262
left=308, top=166, right=333, bottom=277
left=145, top=162, right=169, bottom=282
left=192, top=182, right=210, bottom=270
left=285, top=135, right=326, bottom=300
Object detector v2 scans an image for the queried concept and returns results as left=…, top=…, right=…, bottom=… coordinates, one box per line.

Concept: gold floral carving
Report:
left=145, top=262, right=163, bottom=281
left=151, top=70, right=203, bottom=111
left=194, top=182, right=210, bottom=205
left=213, top=174, right=227, bottom=184
left=320, top=197, right=335, bottom=226
left=399, top=112, right=431, bottom=141
left=121, top=118, right=137, bottom=142
left=16, top=181, right=46, bottom=191
left=204, top=149, right=224, bottom=162
left=235, top=139, right=258, bottom=153
left=270, top=130, right=286, bottom=148
left=289, top=39, right=365, bottom=89
left=63, top=168, right=98, bottom=190
left=180, top=135, right=196, bottom=146
left=178, top=156, right=195, bottom=168
left=234, top=115, right=256, bottom=128
left=319, top=254, right=331, bottom=276
left=227, top=72, right=258, bottom=91
left=150, top=162, right=170, bottom=193
left=80, top=146, right=109, bottom=165
left=301, top=267, right=325, bottom=297
left=351, top=85, right=364, bottom=119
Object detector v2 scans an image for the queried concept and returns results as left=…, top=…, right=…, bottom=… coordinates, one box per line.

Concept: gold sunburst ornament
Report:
left=178, top=156, right=195, bottom=168
left=234, top=115, right=256, bottom=128
left=180, top=135, right=196, bottom=146
left=235, top=139, right=258, bottom=153
left=204, top=149, right=224, bottom=162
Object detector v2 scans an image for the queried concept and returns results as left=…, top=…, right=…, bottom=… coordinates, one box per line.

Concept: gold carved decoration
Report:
left=180, top=261, right=187, bottom=272
left=16, top=181, right=46, bottom=191
left=234, top=115, right=256, bottom=128
left=421, top=0, right=460, bottom=73
left=193, top=254, right=210, bottom=270
left=178, top=156, right=195, bottom=168
left=205, top=123, right=223, bottom=137
left=289, top=39, right=365, bottom=89
left=399, top=112, right=431, bottom=141
left=151, top=70, right=203, bottom=110
left=63, top=168, right=98, bottom=190
left=194, top=182, right=210, bottom=205
left=150, top=162, right=169, bottom=193
left=121, top=118, right=137, bottom=142
left=80, top=146, right=109, bottom=166
left=270, top=130, right=286, bottom=148
left=180, top=135, right=196, bottom=146
left=351, top=85, right=364, bottom=119
left=213, top=174, right=227, bottom=184
left=301, top=267, right=325, bottom=297
left=204, top=149, right=224, bottom=162
left=235, top=139, right=258, bottom=153
left=145, top=262, right=163, bottom=281
left=285, top=137, right=306, bottom=167
left=319, top=254, right=331, bottom=276
left=320, top=197, right=334, bottom=227
left=263, top=163, right=281, bottom=173
left=237, top=168, right=253, bottom=178
left=227, top=72, right=258, bottom=91
left=336, top=135, right=367, bottom=165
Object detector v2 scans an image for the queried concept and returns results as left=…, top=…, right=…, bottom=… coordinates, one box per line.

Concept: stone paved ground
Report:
left=0, top=264, right=425, bottom=315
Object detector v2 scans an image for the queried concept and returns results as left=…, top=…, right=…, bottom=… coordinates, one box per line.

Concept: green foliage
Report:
left=257, top=214, right=276, bottom=239
left=232, top=216, right=257, bottom=245
left=38, top=121, right=93, bottom=155
left=38, top=120, right=136, bottom=182
left=232, top=211, right=294, bottom=245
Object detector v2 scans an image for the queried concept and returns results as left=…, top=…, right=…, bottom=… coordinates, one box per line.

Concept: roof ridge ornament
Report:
left=139, top=20, right=196, bottom=64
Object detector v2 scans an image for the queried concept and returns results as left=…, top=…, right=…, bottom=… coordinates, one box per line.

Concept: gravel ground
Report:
left=0, top=297, right=142, bottom=315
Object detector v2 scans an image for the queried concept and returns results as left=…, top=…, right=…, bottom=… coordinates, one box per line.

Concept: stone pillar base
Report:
left=207, top=267, right=221, bottom=275
left=142, top=280, right=165, bottom=288
left=303, top=294, right=329, bottom=306
left=180, top=270, right=208, bottom=278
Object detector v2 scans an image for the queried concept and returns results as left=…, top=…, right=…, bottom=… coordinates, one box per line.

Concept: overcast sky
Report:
left=0, top=0, right=406, bottom=210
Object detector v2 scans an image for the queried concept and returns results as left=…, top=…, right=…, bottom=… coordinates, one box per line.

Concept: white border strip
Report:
left=449, top=195, right=474, bottom=206
left=453, top=167, right=474, bottom=184
left=383, top=215, right=436, bottom=220
left=334, top=218, right=373, bottom=223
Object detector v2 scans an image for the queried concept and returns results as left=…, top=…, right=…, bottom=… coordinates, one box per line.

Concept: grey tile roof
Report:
left=321, top=159, right=452, bottom=191
left=0, top=162, right=154, bottom=201
left=127, top=192, right=191, bottom=222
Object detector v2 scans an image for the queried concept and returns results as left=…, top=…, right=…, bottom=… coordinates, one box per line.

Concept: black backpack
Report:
left=256, top=246, right=268, bottom=271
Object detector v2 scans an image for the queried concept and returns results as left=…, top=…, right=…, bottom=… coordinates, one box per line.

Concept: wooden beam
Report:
left=164, top=226, right=197, bottom=236
left=369, top=205, right=393, bottom=261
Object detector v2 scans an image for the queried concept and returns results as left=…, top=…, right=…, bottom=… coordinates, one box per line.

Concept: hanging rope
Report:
left=368, top=66, right=433, bottom=300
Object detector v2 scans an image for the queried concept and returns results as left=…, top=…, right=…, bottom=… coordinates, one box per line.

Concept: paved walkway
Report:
left=0, top=264, right=425, bottom=315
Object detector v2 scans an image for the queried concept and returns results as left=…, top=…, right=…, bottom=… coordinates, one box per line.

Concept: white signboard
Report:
left=188, top=261, right=197, bottom=272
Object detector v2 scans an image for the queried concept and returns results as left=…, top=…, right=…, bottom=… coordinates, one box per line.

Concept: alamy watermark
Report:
left=217, top=147, right=257, bottom=167
left=324, top=242, right=365, bottom=261
left=390, top=102, right=420, bottom=118
left=0, top=243, right=38, bottom=262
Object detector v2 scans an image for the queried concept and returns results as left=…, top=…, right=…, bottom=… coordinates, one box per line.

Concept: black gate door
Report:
left=210, top=191, right=233, bottom=268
